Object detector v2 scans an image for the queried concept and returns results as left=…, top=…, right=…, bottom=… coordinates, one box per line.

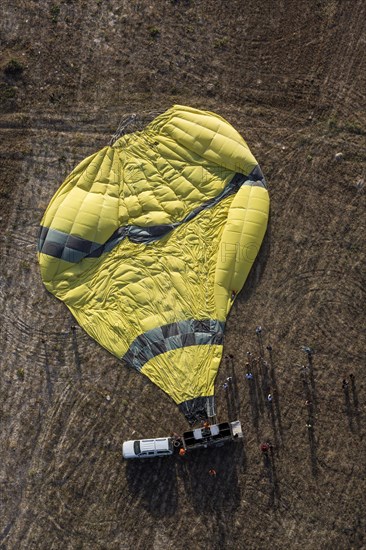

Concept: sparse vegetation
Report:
left=0, top=82, right=16, bottom=102
left=148, top=26, right=160, bottom=38
left=213, top=36, right=229, bottom=49
left=16, top=368, right=25, bottom=380
left=327, top=115, right=338, bottom=131
left=326, top=117, right=365, bottom=136
left=49, top=92, right=62, bottom=104
left=4, top=59, right=24, bottom=76
left=50, top=4, right=60, bottom=23
left=297, top=135, right=312, bottom=146
left=20, top=260, right=31, bottom=271
left=344, top=121, right=366, bottom=135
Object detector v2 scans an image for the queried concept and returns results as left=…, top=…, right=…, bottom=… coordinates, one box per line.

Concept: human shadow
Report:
left=307, top=422, right=318, bottom=477
left=260, top=359, right=270, bottom=407
left=247, top=375, right=260, bottom=439
left=350, top=375, right=362, bottom=435
left=307, top=353, right=318, bottom=409
left=224, top=355, right=240, bottom=421
left=343, top=383, right=354, bottom=432
left=71, top=326, right=82, bottom=382
left=177, top=441, right=244, bottom=515
left=268, top=348, right=283, bottom=444
left=236, top=216, right=271, bottom=306
left=302, top=368, right=318, bottom=476
left=253, top=357, right=265, bottom=416
left=246, top=354, right=278, bottom=441
left=125, top=456, right=178, bottom=518
left=268, top=403, right=280, bottom=451
left=256, top=331, right=265, bottom=359
left=41, top=339, right=53, bottom=401
left=260, top=358, right=278, bottom=441
left=225, top=387, right=237, bottom=422
left=262, top=446, right=280, bottom=509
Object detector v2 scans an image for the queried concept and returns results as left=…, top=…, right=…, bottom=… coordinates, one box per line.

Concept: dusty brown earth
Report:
left=1, top=1, right=365, bottom=549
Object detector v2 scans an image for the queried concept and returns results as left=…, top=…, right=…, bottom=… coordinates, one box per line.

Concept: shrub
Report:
left=4, top=59, right=24, bottom=76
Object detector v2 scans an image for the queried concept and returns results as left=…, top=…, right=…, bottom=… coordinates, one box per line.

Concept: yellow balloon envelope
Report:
left=38, top=105, right=269, bottom=423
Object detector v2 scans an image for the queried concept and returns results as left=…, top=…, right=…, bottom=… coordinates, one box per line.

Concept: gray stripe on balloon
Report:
left=122, top=319, right=225, bottom=372
left=38, top=167, right=266, bottom=262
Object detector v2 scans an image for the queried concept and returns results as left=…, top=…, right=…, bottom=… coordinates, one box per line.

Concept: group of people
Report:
left=223, top=347, right=275, bottom=405
left=175, top=331, right=327, bottom=477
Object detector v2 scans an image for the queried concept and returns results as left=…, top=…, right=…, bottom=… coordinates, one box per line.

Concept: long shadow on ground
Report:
left=236, top=216, right=272, bottom=307
left=263, top=447, right=281, bottom=509
left=301, top=354, right=318, bottom=477
left=125, top=457, right=178, bottom=518
left=176, top=441, right=244, bottom=514
left=125, top=441, right=244, bottom=518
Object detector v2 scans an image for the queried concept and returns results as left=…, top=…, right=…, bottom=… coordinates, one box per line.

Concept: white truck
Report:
left=122, top=437, right=174, bottom=459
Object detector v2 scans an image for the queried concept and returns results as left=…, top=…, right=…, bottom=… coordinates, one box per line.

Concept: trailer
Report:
left=181, top=420, right=243, bottom=451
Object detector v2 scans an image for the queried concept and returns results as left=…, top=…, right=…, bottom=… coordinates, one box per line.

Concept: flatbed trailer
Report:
left=182, top=420, right=243, bottom=451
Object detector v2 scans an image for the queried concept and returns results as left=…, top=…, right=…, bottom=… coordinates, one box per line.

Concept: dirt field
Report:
left=1, top=1, right=365, bottom=549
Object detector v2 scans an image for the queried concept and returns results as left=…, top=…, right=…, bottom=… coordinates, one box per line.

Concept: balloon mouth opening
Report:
left=178, top=396, right=216, bottom=425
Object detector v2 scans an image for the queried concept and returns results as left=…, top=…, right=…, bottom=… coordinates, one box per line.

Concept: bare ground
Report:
left=0, top=1, right=365, bottom=549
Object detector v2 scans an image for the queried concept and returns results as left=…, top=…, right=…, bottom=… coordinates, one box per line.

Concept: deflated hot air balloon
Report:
left=38, top=105, right=269, bottom=423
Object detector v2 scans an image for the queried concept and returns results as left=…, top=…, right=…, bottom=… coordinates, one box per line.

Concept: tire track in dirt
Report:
left=320, top=0, right=366, bottom=119
left=0, top=117, right=91, bottom=545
